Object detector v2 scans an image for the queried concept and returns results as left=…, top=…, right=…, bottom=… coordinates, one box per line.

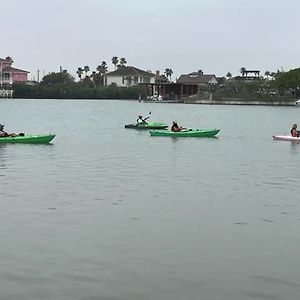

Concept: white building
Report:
left=103, top=66, right=155, bottom=87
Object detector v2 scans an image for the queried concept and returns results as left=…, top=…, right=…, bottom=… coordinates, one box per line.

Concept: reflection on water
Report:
left=0, top=145, right=7, bottom=170
left=0, top=100, right=300, bottom=300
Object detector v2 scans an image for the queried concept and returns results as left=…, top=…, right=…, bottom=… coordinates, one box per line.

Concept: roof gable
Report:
left=105, top=66, right=155, bottom=77
left=177, top=74, right=216, bottom=84
left=2, top=66, right=29, bottom=73
left=0, top=57, right=13, bottom=62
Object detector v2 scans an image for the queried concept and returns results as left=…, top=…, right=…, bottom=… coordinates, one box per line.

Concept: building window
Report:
left=126, top=77, right=132, bottom=86
left=122, top=77, right=125, bottom=84
left=134, top=76, right=138, bottom=84
left=2, top=73, right=10, bottom=80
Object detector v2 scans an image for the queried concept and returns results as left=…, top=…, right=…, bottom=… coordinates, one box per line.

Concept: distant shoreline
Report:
left=186, top=99, right=295, bottom=106
left=143, top=99, right=296, bottom=106
left=4, top=98, right=297, bottom=106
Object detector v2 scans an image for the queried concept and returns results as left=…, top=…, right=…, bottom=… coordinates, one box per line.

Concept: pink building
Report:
left=0, top=56, right=29, bottom=86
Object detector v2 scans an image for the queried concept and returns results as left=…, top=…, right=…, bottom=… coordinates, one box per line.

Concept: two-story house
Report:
left=103, top=66, right=155, bottom=87
left=0, top=56, right=29, bottom=86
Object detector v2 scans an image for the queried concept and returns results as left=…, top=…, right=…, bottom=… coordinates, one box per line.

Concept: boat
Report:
left=0, top=134, right=56, bottom=144
left=294, top=99, right=300, bottom=106
left=273, top=135, right=300, bottom=141
left=149, top=128, right=220, bottom=137
left=125, top=122, right=168, bottom=129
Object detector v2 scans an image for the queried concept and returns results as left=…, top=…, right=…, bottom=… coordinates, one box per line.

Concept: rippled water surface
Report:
left=1, top=99, right=300, bottom=300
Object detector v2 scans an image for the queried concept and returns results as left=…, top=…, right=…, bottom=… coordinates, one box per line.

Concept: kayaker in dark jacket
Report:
left=136, top=115, right=149, bottom=124
left=171, top=121, right=183, bottom=132
left=290, top=123, right=299, bottom=137
left=0, top=124, right=9, bottom=137
left=0, top=124, right=21, bottom=137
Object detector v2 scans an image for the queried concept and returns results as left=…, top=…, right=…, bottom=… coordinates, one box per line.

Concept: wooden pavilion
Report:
left=139, top=82, right=198, bottom=101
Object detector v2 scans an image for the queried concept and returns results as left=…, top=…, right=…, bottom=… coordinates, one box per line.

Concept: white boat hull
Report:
left=273, top=135, right=300, bottom=141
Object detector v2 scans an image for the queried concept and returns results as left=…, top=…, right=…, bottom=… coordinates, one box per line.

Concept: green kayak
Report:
left=125, top=122, right=168, bottom=129
left=0, top=134, right=56, bottom=144
left=149, top=129, right=220, bottom=137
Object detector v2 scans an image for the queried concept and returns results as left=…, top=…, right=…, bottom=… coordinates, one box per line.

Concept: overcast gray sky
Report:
left=1, top=0, right=299, bottom=80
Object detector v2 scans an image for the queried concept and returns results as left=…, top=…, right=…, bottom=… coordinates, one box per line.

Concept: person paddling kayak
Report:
left=0, top=124, right=24, bottom=137
left=171, top=121, right=184, bottom=132
left=290, top=123, right=300, bottom=137
left=136, top=115, right=149, bottom=125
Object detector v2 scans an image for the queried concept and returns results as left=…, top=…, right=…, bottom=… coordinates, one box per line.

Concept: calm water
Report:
left=1, top=99, right=300, bottom=300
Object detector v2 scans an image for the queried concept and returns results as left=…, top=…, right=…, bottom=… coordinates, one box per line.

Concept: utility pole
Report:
left=37, top=69, right=40, bottom=82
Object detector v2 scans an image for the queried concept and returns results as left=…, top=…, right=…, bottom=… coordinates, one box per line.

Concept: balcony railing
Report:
left=0, top=78, right=13, bottom=86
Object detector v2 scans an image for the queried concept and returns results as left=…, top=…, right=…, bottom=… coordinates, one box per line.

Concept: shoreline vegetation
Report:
left=6, top=66, right=300, bottom=106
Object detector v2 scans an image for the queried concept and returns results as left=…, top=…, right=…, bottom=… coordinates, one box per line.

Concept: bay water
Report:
left=1, top=99, right=300, bottom=300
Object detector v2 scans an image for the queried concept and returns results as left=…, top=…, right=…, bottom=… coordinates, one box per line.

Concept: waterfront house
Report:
left=176, top=70, right=218, bottom=86
left=0, top=56, right=29, bottom=86
left=103, top=66, right=155, bottom=87
left=155, top=70, right=169, bottom=84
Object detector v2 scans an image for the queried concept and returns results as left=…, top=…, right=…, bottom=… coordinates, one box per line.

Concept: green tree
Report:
left=41, top=71, right=74, bottom=86
left=265, top=71, right=270, bottom=80
left=96, top=61, right=108, bottom=75
left=83, top=65, right=90, bottom=77
left=164, top=68, right=173, bottom=82
left=76, top=67, right=84, bottom=80
left=272, top=68, right=300, bottom=90
left=5, top=56, right=14, bottom=63
left=90, top=71, right=96, bottom=84
left=119, top=57, right=127, bottom=67
left=95, top=61, right=108, bottom=85
left=81, top=76, right=94, bottom=87
left=226, top=72, right=232, bottom=78
left=240, top=67, right=246, bottom=76
left=112, top=56, right=118, bottom=70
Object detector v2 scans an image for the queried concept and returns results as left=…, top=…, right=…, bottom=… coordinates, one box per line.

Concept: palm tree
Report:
left=112, top=56, right=118, bottom=70
left=164, top=68, right=173, bottom=82
left=91, top=71, right=96, bottom=79
left=5, top=56, right=14, bottom=63
left=265, top=71, right=270, bottom=80
left=240, top=67, right=246, bottom=77
left=96, top=61, right=108, bottom=85
left=97, top=61, right=107, bottom=75
left=119, top=57, right=127, bottom=67
left=76, top=67, right=84, bottom=80
left=84, top=65, right=90, bottom=77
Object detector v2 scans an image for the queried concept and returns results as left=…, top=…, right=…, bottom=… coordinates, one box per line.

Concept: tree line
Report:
left=12, top=56, right=174, bottom=99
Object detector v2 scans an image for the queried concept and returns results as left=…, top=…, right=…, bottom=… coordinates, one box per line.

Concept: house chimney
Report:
left=198, top=70, right=203, bottom=75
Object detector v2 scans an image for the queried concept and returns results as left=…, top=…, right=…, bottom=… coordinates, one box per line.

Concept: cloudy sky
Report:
left=1, top=0, right=299, bottom=80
